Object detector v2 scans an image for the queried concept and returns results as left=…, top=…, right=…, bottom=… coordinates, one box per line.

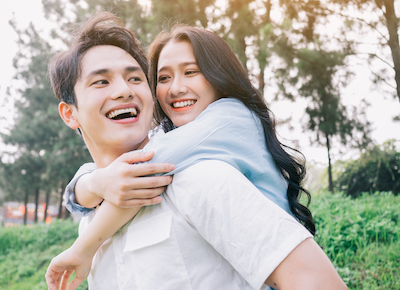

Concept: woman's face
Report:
left=156, top=40, right=220, bottom=127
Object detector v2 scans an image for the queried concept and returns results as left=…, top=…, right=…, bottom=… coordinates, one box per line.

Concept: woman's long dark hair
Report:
left=148, top=25, right=315, bottom=235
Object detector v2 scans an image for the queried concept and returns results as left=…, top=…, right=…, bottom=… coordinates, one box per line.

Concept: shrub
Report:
left=335, top=139, right=400, bottom=197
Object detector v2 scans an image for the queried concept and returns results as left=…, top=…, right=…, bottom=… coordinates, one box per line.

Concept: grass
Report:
left=0, top=191, right=398, bottom=289
left=311, top=191, right=400, bottom=289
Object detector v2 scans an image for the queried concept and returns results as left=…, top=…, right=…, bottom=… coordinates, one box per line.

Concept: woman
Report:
left=46, top=13, right=346, bottom=290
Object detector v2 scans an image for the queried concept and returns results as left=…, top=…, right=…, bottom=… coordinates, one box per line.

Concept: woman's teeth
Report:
left=172, top=100, right=196, bottom=108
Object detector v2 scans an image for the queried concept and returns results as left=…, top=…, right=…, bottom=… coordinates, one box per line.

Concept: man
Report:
left=46, top=12, right=346, bottom=290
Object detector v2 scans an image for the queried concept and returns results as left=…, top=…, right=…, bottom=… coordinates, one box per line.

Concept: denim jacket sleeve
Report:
left=64, top=162, right=97, bottom=216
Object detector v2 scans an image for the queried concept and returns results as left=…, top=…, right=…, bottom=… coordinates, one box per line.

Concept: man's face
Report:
left=69, top=45, right=153, bottom=159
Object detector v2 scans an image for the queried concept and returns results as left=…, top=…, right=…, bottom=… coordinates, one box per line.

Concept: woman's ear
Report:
left=59, top=102, right=80, bottom=130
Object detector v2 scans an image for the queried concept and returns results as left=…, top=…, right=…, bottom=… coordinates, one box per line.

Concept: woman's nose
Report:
left=168, top=76, right=188, bottom=97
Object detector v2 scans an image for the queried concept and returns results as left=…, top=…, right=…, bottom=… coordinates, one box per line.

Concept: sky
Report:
left=0, top=0, right=400, bottom=166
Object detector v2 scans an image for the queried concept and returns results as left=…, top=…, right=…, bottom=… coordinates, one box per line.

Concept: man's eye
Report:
left=92, top=80, right=108, bottom=85
left=129, top=77, right=142, bottom=83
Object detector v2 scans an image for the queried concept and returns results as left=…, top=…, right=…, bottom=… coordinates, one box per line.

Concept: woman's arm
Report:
left=265, top=238, right=347, bottom=290
left=46, top=151, right=175, bottom=290
left=45, top=202, right=142, bottom=290
left=74, top=151, right=174, bottom=208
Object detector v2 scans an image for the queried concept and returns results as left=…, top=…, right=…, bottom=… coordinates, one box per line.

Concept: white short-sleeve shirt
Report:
left=81, top=160, right=312, bottom=290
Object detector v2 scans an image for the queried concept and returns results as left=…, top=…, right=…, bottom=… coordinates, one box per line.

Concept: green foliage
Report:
left=0, top=220, right=87, bottom=289
left=312, top=191, right=400, bottom=289
left=1, top=194, right=398, bottom=289
left=335, top=140, right=400, bottom=197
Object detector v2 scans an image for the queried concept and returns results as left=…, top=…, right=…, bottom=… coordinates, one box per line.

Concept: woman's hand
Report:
left=45, top=246, right=93, bottom=290
left=76, top=151, right=175, bottom=208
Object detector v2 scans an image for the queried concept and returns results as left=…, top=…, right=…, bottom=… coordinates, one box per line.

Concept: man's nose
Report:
left=111, top=78, right=133, bottom=100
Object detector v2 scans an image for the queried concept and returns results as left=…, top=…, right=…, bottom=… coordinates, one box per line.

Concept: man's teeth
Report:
left=172, top=100, right=196, bottom=108
left=107, top=107, right=137, bottom=119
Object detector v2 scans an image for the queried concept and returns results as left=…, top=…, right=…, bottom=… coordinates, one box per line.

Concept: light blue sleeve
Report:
left=64, top=162, right=97, bottom=216
left=64, top=98, right=290, bottom=216
left=144, top=98, right=291, bottom=215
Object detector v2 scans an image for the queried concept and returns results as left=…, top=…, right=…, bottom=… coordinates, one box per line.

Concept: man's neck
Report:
left=89, top=136, right=150, bottom=168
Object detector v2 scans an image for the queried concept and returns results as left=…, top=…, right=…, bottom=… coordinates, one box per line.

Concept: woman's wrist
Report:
left=76, top=172, right=104, bottom=208
left=70, top=238, right=97, bottom=261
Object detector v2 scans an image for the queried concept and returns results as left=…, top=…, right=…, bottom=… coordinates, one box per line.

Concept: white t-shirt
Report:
left=80, top=160, right=312, bottom=290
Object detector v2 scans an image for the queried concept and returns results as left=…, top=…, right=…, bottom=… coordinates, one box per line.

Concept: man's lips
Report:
left=106, top=105, right=139, bottom=120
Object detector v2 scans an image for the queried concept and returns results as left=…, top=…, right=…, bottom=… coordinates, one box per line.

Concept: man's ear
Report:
left=59, top=102, right=80, bottom=130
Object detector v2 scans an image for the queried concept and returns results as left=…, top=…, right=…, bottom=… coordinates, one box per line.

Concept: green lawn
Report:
left=312, top=191, right=400, bottom=289
left=0, top=191, right=398, bottom=289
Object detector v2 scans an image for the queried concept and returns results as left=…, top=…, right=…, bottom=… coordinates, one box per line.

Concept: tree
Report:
left=325, top=0, right=400, bottom=104
left=0, top=154, right=43, bottom=225
left=297, top=48, right=372, bottom=192
left=0, top=15, right=91, bottom=223
left=261, top=1, right=373, bottom=192
left=2, top=0, right=382, bottom=216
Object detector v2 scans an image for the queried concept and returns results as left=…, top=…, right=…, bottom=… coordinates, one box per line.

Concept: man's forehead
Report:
left=80, top=45, right=141, bottom=77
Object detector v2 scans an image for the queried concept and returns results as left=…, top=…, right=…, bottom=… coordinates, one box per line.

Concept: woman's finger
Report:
left=122, top=163, right=176, bottom=177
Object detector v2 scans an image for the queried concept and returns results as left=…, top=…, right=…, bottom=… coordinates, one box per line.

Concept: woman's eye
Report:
left=158, top=75, right=169, bottom=83
left=185, top=70, right=199, bottom=75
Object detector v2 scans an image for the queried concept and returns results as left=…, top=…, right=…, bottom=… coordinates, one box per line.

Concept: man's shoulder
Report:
left=168, top=160, right=257, bottom=206
left=173, top=160, right=244, bottom=181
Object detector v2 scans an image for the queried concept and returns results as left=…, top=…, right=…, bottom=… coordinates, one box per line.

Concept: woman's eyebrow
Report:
left=158, top=61, right=197, bottom=72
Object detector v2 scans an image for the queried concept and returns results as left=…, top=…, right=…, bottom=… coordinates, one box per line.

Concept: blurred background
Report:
left=0, top=1, right=399, bottom=289
left=0, top=0, right=399, bottom=223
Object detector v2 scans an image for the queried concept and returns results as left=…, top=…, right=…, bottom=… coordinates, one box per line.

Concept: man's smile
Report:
left=107, top=107, right=138, bottom=120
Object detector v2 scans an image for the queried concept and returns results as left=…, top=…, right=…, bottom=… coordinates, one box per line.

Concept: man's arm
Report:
left=167, top=160, right=346, bottom=290
left=265, top=237, right=347, bottom=290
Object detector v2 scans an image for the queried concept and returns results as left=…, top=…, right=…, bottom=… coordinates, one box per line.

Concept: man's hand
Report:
left=76, top=151, right=175, bottom=208
left=45, top=246, right=93, bottom=290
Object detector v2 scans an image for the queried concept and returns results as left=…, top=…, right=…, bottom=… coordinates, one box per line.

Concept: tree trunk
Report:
left=383, top=0, right=400, bottom=102
left=64, top=207, right=70, bottom=220
left=258, top=63, right=265, bottom=95
left=57, top=183, right=65, bottom=219
left=34, top=188, right=39, bottom=223
left=239, top=36, right=248, bottom=73
left=44, top=190, right=50, bottom=222
left=326, top=134, right=334, bottom=193
left=23, top=190, right=28, bottom=225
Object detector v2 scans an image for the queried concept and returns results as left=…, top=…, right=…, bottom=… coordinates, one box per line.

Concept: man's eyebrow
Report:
left=86, top=68, right=110, bottom=79
left=126, top=66, right=143, bottom=73
left=85, top=66, right=143, bottom=79
left=158, top=61, right=197, bottom=72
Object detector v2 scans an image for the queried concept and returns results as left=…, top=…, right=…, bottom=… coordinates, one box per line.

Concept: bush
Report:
left=0, top=219, right=88, bottom=290
left=335, top=139, right=400, bottom=197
